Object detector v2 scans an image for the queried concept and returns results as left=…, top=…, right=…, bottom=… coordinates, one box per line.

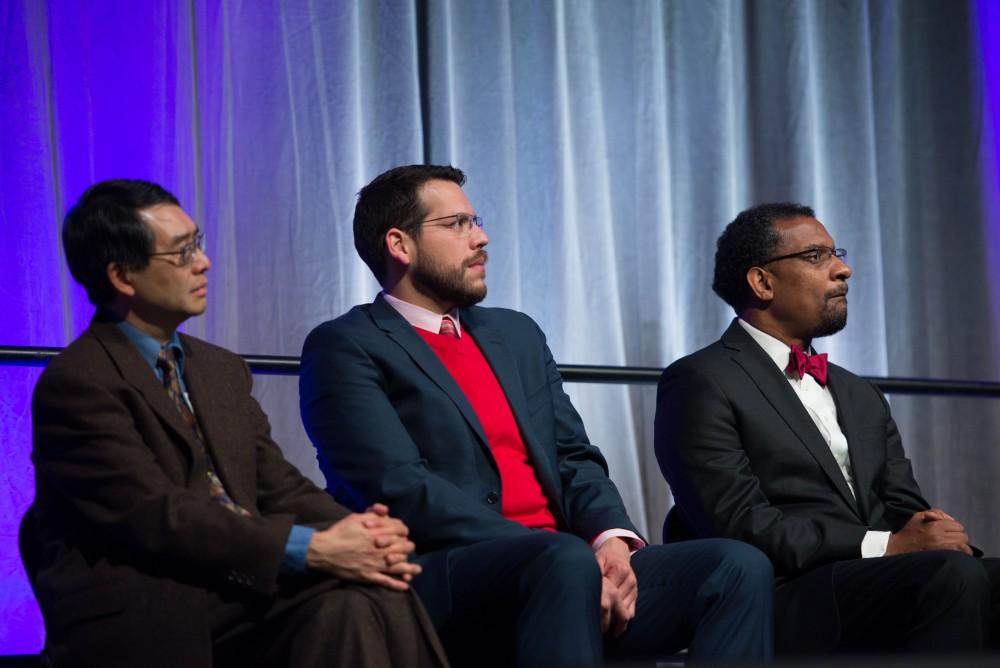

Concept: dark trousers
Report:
left=415, top=532, right=773, bottom=667
left=776, top=552, right=1000, bottom=654
left=211, top=576, right=446, bottom=668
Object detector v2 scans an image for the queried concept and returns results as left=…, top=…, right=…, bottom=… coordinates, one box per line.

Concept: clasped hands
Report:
left=595, top=537, right=638, bottom=639
left=886, top=508, right=973, bottom=556
left=305, top=503, right=420, bottom=591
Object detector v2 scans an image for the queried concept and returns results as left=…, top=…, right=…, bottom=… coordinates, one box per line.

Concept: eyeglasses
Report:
left=420, top=213, right=484, bottom=236
left=148, top=232, right=206, bottom=267
left=760, top=246, right=847, bottom=266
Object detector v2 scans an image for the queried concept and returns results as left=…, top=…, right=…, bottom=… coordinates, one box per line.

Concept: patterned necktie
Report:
left=156, top=346, right=250, bottom=516
left=439, top=316, right=459, bottom=338
left=786, top=345, right=829, bottom=386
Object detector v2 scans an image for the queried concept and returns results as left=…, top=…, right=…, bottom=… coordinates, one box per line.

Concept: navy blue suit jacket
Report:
left=299, top=296, right=638, bottom=614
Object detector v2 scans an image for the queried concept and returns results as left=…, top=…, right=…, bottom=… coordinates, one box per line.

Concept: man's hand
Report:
left=885, top=508, right=972, bottom=556
left=305, top=504, right=421, bottom=590
left=595, top=537, right=638, bottom=638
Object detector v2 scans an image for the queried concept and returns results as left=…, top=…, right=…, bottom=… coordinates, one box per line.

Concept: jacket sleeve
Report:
left=866, top=384, right=929, bottom=530
left=531, top=320, right=640, bottom=541
left=237, top=360, right=351, bottom=527
left=655, top=362, right=867, bottom=576
left=299, top=322, right=532, bottom=553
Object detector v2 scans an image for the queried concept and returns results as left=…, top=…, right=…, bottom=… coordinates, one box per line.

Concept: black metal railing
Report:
left=3, top=345, right=1000, bottom=397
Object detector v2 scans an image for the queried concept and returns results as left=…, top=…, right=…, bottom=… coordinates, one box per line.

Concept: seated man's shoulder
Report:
left=303, top=304, right=377, bottom=345
left=179, top=334, right=247, bottom=373
left=468, top=305, right=542, bottom=337
left=38, top=328, right=117, bottom=389
left=662, top=338, right=730, bottom=379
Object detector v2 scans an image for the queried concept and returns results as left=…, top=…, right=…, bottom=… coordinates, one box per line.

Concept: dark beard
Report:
left=411, top=251, right=487, bottom=309
left=813, top=299, right=847, bottom=339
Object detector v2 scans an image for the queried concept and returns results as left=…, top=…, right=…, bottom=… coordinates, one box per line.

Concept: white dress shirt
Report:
left=738, top=319, right=890, bottom=558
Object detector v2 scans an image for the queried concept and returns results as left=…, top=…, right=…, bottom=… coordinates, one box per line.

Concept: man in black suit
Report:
left=655, top=202, right=1000, bottom=653
left=21, top=179, right=446, bottom=667
left=300, top=164, right=774, bottom=667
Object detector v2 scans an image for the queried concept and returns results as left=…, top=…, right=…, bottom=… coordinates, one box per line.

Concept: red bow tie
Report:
left=786, top=345, right=828, bottom=386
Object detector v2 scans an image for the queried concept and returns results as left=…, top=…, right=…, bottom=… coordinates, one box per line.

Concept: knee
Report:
left=705, top=539, right=775, bottom=602
left=526, top=532, right=601, bottom=587
left=925, top=551, right=990, bottom=603
left=714, top=539, right=774, bottom=583
left=310, top=587, right=382, bottom=632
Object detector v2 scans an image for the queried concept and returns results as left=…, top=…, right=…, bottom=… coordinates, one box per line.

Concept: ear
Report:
left=106, top=262, right=137, bottom=298
left=746, top=266, right=774, bottom=303
left=385, top=227, right=415, bottom=268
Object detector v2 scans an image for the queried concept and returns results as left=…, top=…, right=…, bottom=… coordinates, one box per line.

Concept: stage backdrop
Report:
left=3, top=0, right=1000, bottom=654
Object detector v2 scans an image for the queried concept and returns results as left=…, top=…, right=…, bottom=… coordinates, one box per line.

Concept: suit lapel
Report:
left=723, top=322, right=861, bottom=518
left=90, top=320, right=201, bottom=462
left=370, top=296, right=492, bottom=457
left=826, top=366, right=870, bottom=522
left=461, top=310, right=564, bottom=511
left=179, top=336, right=254, bottom=509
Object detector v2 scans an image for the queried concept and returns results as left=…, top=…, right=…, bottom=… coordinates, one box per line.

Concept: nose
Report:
left=193, top=246, right=211, bottom=272
left=470, top=224, right=489, bottom=248
left=832, top=255, right=851, bottom=280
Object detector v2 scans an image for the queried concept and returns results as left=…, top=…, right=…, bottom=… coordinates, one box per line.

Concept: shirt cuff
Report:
left=591, top=528, right=645, bottom=554
left=861, top=530, right=891, bottom=558
left=282, top=525, right=316, bottom=574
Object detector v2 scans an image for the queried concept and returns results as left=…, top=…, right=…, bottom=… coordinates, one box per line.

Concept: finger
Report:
left=384, top=551, right=414, bottom=565
left=620, top=571, right=638, bottom=596
left=366, top=503, right=390, bottom=516
left=374, top=533, right=414, bottom=549
left=610, top=613, right=628, bottom=639
left=365, top=518, right=410, bottom=537
left=601, top=576, right=620, bottom=633
left=381, top=539, right=416, bottom=555
left=621, top=586, right=638, bottom=614
left=361, top=571, right=411, bottom=591
left=608, top=595, right=632, bottom=638
left=383, top=561, right=422, bottom=577
left=927, top=507, right=956, bottom=521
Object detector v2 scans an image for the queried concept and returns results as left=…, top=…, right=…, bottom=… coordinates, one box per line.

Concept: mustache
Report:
left=466, top=251, right=489, bottom=266
left=825, top=286, right=848, bottom=299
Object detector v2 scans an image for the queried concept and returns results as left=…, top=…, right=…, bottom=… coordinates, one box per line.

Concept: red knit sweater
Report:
left=417, top=328, right=558, bottom=531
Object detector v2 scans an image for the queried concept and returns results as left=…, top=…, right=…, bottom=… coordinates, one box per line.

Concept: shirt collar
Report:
left=383, top=292, right=462, bottom=337
left=737, top=318, right=796, bottom=373
left=115, top=320, right=185, bottom=375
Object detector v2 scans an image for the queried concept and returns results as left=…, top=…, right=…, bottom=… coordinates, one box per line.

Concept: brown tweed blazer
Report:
left=21, top=318, right=443, bottom=667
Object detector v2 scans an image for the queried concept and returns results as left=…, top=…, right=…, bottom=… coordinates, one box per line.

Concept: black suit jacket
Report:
left=22, top=318, right=351, bottom=667
left=300, top=295, right=639, bottom=619
left=654, top=320, right=930, bottom=578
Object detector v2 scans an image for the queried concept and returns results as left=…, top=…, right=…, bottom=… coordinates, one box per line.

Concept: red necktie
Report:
left=786, top=345, right=828, bottom=386
left=439, top=316, right=459, bottom=338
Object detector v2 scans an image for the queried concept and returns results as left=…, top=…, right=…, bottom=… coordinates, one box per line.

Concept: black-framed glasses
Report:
left=760, top=246, right=847, bottom=267
left=149, top=232, right=206, bottom=267
left=420, top=213, right=484, bottom=236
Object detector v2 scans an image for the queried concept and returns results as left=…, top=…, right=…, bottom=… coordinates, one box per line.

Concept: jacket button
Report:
left=486, top=491, right=499, bottom=504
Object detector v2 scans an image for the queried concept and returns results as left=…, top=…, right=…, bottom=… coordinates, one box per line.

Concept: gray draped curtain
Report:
left=2, top=0, right=998, bottom=653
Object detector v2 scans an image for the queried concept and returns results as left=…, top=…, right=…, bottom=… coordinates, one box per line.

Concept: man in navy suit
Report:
left=655, top=202, right=1000, bottom=653
left=300, top=164, right=773, bottom=667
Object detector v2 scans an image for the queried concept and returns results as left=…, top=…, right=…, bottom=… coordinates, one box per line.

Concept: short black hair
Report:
left=62, top=179, right=180, bottom=306
left=353, top=164, right=466, bottom=284
left=712, top=202, right=815, bottom=312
